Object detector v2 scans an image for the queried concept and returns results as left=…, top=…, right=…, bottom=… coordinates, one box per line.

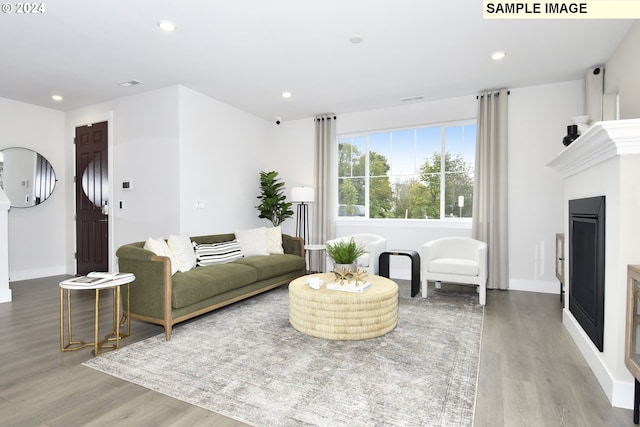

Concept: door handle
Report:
left=98, top=218, right=109, bottom=222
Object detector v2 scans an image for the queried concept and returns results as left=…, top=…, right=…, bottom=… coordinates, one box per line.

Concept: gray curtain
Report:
left=472, top=89, right=509, bottom=289
left=313, top=116, right=337, bottom=245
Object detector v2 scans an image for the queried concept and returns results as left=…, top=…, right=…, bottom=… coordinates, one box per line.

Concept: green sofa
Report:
left=116, top=233, right=306, bottom=340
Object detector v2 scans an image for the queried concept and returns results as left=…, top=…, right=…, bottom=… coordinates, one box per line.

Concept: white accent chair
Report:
left=422, top=237, right=487, bottom=305
left=325, top=234, right=386, bottom=275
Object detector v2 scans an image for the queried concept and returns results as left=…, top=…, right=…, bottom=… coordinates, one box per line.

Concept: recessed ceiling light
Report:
left=119, top=80, right=143, bottom=88
left=51, top=94, right=63, bottom=101
left=157, top=20, right=177, bottom=32
left=282, top=91, right=292, bottom=99
left=349, top=35, right=364, bottom=44
left=491, top=51, right=506, bottom=60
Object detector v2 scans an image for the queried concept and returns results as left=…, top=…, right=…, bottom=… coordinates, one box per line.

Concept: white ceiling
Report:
left=0, top=1, right=634, bottom=121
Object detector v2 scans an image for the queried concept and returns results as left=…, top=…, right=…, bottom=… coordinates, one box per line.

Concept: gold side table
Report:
left=59, top=273, right=135, bottom=356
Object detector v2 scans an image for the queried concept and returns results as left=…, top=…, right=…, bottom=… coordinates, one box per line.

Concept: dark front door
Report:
left=75, top=121, right=109, bottom=275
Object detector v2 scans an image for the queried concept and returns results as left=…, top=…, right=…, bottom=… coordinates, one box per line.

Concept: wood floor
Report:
left=0, top=276, right=635, bottom=426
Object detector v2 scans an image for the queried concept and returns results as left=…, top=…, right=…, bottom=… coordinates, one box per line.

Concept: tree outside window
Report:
left=338, top=122, right=476, bottom=220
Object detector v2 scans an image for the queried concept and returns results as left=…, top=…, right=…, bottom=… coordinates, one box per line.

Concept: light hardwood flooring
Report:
left=0, top=276, right=635, bottom=426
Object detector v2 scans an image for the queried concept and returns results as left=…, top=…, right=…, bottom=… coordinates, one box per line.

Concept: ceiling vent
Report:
left=401, top=95, right=424, bottom=102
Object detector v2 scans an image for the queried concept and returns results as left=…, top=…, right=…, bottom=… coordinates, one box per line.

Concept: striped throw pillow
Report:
left=193, top=240, right=243, bottom=266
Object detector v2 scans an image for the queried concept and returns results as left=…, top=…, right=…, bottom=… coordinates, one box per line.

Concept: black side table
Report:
left=379, top=250, right=421, bottom=297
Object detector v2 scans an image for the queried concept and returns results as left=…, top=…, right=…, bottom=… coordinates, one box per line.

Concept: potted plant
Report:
left=326, top=238, right=366, bottom=276
left=255, top=171, right=294, bottom=227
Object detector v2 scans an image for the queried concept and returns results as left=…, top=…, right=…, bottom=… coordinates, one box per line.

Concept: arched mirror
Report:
left=0, top=147, right=57, bottom=208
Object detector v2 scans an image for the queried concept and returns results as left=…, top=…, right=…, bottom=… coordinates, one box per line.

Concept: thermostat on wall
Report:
left=122, top=180, right=133, bottom=191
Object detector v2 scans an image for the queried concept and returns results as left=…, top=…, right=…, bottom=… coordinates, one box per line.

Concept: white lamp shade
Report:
left=291, top=187, right=314, bottom=203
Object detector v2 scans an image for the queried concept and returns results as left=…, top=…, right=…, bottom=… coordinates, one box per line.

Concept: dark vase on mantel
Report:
left=563, top=124, right=579, bottom=147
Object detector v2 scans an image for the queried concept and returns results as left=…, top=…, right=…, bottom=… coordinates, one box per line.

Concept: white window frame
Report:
left=337, top=119, right=476, bottom=225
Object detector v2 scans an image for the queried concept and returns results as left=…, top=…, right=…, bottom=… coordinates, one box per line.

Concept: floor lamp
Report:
left=291, top=187, right=314, bottom=245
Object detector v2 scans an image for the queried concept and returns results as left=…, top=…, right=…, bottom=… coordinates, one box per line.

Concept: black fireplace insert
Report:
left=569, top=196, right=605, bottom=352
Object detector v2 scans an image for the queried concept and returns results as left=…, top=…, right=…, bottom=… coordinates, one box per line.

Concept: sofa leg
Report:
left=165, top=326, right=172, bottom=341
left=435, top=281, right=442, bottom=289
left=479, top=285, right=486, bottom=306
left=421, top=280, right=428, bottom=298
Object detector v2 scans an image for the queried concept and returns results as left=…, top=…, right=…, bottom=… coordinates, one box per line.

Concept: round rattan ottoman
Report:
left=289, top=272, right=398, bottom=340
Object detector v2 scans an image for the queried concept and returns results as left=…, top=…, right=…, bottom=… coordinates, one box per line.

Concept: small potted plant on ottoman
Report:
left=326, top=238, right=366, bottom=278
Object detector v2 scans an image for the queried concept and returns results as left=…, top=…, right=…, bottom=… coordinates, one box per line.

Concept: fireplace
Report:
left=548, top=119, right=640, bottom=408
left=569, top=196, right=605, bottom=352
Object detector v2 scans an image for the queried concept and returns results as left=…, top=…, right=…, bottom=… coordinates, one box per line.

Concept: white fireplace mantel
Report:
left=547, top=118, right=640, bottom=177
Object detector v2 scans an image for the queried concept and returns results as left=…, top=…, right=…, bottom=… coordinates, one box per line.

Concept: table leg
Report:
left=123, top=283, right=131, bottom=337
left=379, top=253, right=390, bottom=278
left=410, top=256, right=420, bottom=297
left=634, top=378, right=639, bottom=424
left=59, top=288, right=64, bottom=351
left=115, top=286, right=121, bottom=349
left=99, top=283, right=132, bottom=352
left=93, top=289, right=100, bottom=356
left=60, top=288, right=92, bottom=352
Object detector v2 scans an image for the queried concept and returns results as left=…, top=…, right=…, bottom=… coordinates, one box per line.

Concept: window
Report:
left=338, top=121, right=476, bottom=220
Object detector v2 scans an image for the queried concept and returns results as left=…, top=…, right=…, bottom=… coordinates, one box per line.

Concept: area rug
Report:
left=83, top=283, right=483, bottom=426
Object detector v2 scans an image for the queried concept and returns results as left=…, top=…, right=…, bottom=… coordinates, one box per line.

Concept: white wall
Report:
left=0, top=97, right=66, bottom=281
left=66, top=86, right=181, bottom=273
left=177, top=86, right=274, bottom=236
left=509, top=80, right=583, bottom=292
left=604, top=21, right=640, bottom=120
left=0, top=189, right=11, bottom=302
left=272, top=117, right=316, bottom=239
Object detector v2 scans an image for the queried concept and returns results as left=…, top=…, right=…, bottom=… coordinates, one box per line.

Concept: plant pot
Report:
left=333, top=263, right=356, bottom=280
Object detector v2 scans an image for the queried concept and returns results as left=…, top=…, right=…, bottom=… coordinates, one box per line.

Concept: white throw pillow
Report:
left=234, top=227, right=269, bottom=257
left=265, top=226, right=284, bottom=254
left=168, top=235, right=197, bottom=273
left=144, top=237, right=178, bottom=275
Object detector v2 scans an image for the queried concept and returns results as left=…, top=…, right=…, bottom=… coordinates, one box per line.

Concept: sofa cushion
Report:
left=234, top=227, right=269, bottom=257
left=194, top=240, right=243, bottom=266
left=428, top=258, right=479, bottom=276
left=265, top=226, right=284, bottom=254
left=168, top=235, right=197, bottom=273
left=144, top=237, right=178, bottom=275
left=171, top=263, right=257, bottom=309
left=234, top=254, right=305, bottom=281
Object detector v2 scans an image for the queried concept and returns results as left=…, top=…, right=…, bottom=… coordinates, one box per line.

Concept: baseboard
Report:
left=0, top=288, right=11, bottom=303
left=563, top=309, right=633, bottom=409
left=9, top=265, right=67, bottom=282
left=508, top=278, right=560, bottom=294
left=390, top=273, right=560, bottom=295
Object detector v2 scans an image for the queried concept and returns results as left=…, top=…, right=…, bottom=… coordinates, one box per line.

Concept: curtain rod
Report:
left=314, top=115, right=337, bottom=121
left=476, top=90, right=511, bottom=99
